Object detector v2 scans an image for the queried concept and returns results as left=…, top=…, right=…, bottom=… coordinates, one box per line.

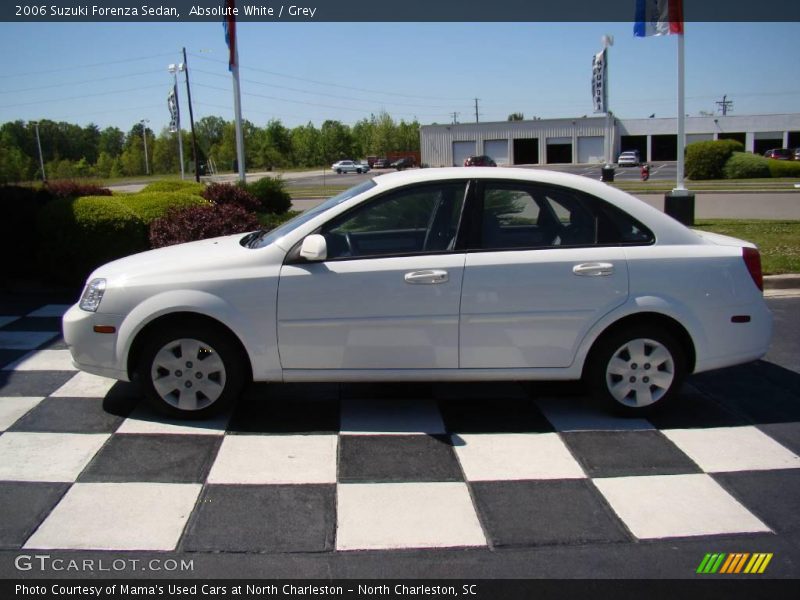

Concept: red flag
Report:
left=223, top=0, right=236, bottom=71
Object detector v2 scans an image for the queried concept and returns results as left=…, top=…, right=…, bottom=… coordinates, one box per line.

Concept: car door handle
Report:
left=572, top=262, right=615, bottom=277
left=404, top=270, right=449, bottom=284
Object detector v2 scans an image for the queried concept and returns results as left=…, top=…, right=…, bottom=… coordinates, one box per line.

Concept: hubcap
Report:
left=605, top=338, right=675, bottom=408
left=151, top=338, right=226, bottom=411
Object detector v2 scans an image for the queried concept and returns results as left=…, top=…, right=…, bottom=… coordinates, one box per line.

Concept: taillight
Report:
left=742, top=247, right=763, bottom=291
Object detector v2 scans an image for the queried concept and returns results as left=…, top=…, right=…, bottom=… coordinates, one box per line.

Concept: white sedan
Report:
left=63, top=168, right=772, bottom=418
left=331, top=160, right=369, bottom=174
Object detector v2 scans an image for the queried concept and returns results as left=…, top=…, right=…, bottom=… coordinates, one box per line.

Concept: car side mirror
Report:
left=300, top=234, right=327, bottom=262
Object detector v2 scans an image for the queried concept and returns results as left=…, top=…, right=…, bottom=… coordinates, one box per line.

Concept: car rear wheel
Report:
left=587, top=326, right=685, bottom=415
left=336, top=169, right=343, bottom=174
left=137, top=325, right=246, bottom=419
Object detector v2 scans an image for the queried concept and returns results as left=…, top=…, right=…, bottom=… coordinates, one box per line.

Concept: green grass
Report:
left=693, top=220, right=800, bottom=275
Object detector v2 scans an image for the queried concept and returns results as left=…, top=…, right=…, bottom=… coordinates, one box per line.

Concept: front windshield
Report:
left=242, top=179, right=377, bottom=249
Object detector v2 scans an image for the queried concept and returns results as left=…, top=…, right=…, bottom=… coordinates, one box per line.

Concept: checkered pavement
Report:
left=1, top=301, right=799, bottom=554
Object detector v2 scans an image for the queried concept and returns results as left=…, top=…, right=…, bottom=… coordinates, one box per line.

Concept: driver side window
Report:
left=322, top=182, right=467, bottom=259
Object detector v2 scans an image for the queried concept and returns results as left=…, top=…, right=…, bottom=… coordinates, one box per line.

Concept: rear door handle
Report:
left=572, top=262, right=615, bottom=277
left=404, top=269, right=449, bottom=284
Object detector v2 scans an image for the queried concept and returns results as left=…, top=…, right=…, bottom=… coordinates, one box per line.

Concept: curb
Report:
left=764, top=274, right=800, bottom=291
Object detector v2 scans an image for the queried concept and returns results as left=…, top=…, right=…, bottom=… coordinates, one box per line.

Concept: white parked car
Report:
left=617, top=150, right=641, bottom=167
left=331, top=160, right=369, bottom=174
left=64, top=168, right=772, bottom=418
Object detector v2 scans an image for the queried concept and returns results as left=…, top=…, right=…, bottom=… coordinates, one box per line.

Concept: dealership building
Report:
left=419, top=113, right=800, bottom=167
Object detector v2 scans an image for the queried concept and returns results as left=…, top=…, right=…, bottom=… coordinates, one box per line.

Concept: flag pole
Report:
left=675, top=31, right=686, bottom=192
left=232, top=44, right=246, bottom=183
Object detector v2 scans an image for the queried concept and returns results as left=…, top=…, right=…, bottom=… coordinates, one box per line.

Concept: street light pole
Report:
left=33, top=122, right=46, bottom=182
left=140, top=119, right=150, bottom=176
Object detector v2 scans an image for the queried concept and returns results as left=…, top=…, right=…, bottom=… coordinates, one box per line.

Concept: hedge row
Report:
left=686, top=141, right=800, bottom=180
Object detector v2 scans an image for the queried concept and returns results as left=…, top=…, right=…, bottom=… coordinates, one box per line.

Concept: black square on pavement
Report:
left=471, top=480, right=630, bottom=547
left=338, top=435, right=462, bottom=483
left=0, top=371, right=76, bottom=397
left=0, top=482, right=70, bottom=549
left=438, top=397, right=554, bottom=434
left=561, top=430, right=702, bottom=478
left=182, top=484, right=336, bottom=552
left=647, top=386, right=750, bottom=430
left=228, top=389, right=339, bottom=434
left=9, top=397, right=127, bottom=433
left=0, top=317, right=63, bottom=332
left=78, top=434, right=221, bottom=483
left=713, top=469, right=800, bottom=534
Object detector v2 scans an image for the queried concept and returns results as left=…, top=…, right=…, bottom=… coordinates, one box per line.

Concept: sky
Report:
left=0, top=20, right=798, bottom=135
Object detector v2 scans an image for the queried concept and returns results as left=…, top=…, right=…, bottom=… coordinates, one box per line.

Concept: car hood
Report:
left=90, top=232, right=282, bottom=283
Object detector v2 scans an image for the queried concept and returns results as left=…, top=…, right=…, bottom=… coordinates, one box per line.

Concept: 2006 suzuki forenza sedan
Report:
left=63, top=168, right=772, bottom=418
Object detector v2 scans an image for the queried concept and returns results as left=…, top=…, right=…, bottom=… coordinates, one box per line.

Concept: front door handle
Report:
left=573, top=262, right=615, bottom=277
left=404, top=269, right=449, bottom=284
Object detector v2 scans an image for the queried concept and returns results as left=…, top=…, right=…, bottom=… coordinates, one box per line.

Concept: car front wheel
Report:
left=587, top=326, right=685, bottom=415
left=137, top=325, right=247, bottom=418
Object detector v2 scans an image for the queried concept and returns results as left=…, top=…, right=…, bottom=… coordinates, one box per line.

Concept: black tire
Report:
left=586, top=325, right=686, bottom=416
left=336, top=169, right=343, bottom=174
left=137, top=324, right=247, bottom=419
left=356, top=168, right=363, bottom=174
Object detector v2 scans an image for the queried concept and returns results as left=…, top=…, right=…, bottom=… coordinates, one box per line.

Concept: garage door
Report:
left=577, top=136, right=604, bottom=164
left=452, top=141, right=476, bottom=166
left=484, top=140, right=509, bottom=166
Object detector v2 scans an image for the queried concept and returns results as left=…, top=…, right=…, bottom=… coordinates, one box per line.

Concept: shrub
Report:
left=201, top=182, right=260, bottom=212
left=120, top=191, right=208, bottom=224
left=45, top=180, right=112, bottom=199
left=37, top=196, right=148, bottom=284
left=723, top=152, right=771, bottom=179
left=767, top=159, right=800, bottom=178
left=258, top=210, right=301, bottom=231
left=140, top=180, right=205, bottom=195
left=245, top=176, right=292, bottom=214
left=149, top=203, right=260, bottom=249
left=685, top=139, right=744, bottom=180
left=0, top=185, right=55, bottom=277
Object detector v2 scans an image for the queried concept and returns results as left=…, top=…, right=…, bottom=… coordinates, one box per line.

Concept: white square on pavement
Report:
left=453, top=433, right=586, bottom=481
left=0, top=397, right=44, bottom=430
left=593, top=473, right=771, bottom=539
left=117, top=407, right=229, bottom=436
left=535, top=397, right=654, bottom=432
left=27, top=305, right=71, bottom=318
left=0, top=432, right=109, bottom=482
left=336, top=482, right=487, bottom=551
left=207, top=435, right=337, bottom=484
left=0, top=331, right=58, bottom=350
left=340, top=398, right=445, bottom=435
left=3, top=349, right=76, bottom=371
left=24, top=482, right=201, bottom=551
left=662, top=426, right=800, bottom=473
left=51, top=372, right=117, bottom=397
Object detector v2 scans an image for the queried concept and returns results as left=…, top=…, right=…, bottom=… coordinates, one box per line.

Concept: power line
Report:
left=0, top=70, right=164, bottom=95
left=0, top=84, right=167, bottom=109
left=0, top=52, right=177, bottom=79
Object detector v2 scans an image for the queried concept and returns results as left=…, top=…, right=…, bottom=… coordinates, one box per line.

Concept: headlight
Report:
left=79, top=278, right=106, bottom=312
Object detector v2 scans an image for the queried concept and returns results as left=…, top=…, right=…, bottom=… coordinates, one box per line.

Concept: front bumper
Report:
left=62, top=303, right=129, bottom=381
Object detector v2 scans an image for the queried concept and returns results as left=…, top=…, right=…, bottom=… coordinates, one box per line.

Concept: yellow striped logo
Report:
left=697, top=553, right=773, bottom=574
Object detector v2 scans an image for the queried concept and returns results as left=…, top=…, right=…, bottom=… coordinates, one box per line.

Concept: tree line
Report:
left=0, top=111, right=421, bottom=183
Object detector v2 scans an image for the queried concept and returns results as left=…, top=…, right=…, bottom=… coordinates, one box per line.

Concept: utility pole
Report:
left=33, top=122, right=46, bottom=182
left=474, top=98, right=480, bottom=124
left=451, top=112, right=459, bottom=124
left=182, top=47, right=202, bottom=183
left=140, top=119, right=150, bottom=176
left=716, top=94, right=733, bottom=116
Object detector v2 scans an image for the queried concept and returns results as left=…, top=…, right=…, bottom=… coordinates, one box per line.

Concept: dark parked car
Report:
left=793, top=148, right=800, bottom=161
left=464, top=155, right=497, bottom=167
left=764, top=148, right=794, bottom=160
left=391, top=157, right=415, bottom=171
left=372, top=158, right=392, bottom=168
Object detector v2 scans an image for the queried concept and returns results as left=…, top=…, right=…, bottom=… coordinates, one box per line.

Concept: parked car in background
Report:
left=763, top=148, right=793, bottom=160
left=64, top=167, right=771, bottom=420
left=391, top=157, right=415, bottom=171
left=464, top=155, right=497, bottom=167
left=332, top=160, right=369, bottom=174
left=617, top=150, right=641, bottom=166
left=794, top=148, right=800, bottom=160
left=372, top=158, right=392, bottom=168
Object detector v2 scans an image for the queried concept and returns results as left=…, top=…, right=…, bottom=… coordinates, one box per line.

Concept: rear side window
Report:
left=477, top=182, right=654, bottom=250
